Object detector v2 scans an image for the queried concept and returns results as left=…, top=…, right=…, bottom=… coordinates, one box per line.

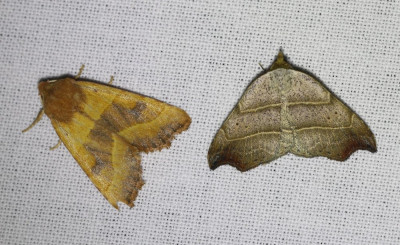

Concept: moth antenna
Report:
left=75, top=64, right=85, bottom=79
left=258, top=62, right=266, bottom=71
left=50, top=139, right=62, bottom=150
left=22, top=108, right=44, bottom=133
left=108, top=76, right=114, bottom=85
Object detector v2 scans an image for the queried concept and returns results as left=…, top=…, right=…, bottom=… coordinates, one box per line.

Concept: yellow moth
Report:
left=24, top=66, right=191, bottom=209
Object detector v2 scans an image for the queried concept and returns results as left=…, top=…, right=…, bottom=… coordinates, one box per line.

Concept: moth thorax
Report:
left=38, top=78, right=86, bottom=122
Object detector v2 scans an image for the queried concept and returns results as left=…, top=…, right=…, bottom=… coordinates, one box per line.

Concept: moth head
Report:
left=37, top=78, right=85, bottom=122
left=38, top=79, right=60, bottom=101
left=21, top=80, right=58, bottom=133
left=23, top=77, right=84, bottom=133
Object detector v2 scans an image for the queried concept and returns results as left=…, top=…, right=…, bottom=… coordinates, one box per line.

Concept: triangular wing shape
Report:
left=208, top=52, right=376, bottom=172
left=38, top=77, right=191, bottom=208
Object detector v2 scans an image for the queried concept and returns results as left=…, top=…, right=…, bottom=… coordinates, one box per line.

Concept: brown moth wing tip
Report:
left=163, top=116, right=191, bottom=148
left=208, top=147, right=229, bottom=170
left=142, top=115, right=191, bottom=153
left=168, top=116, right=190, bottom=135
left=366, top=137, right=377, bottom=153
left=126, top=184, right=144, bottom=209
left=179, top=116, right=192, bottom=133
left=128, top=179, right=145, bottom=207
left=124, top=199, right=135, bottom=209
left=358, top=134, right=378, bottom=154
left=208, top=150, right=249, bottom=172
left=208, top=153, right=224, bottom=170
left=335, top=135, right=377, bottom=161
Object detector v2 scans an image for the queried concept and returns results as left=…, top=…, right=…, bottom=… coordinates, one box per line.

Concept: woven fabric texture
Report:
left=1, top=0, right=399, bottom=244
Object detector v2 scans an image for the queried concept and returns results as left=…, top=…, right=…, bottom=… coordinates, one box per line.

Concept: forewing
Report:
left=284, top=70, right=377, bottom=160
left=208, top=71, right=286, bottom=171
left=77, top=81, right=191, bottom=153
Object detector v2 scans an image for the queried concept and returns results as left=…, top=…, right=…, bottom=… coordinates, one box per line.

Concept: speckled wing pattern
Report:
left=208, top=52, right=376, bottom=171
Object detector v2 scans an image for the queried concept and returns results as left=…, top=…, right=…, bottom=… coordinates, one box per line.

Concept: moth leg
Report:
left=108, top=76, right=114, bottom=85
left=50, top=139, right=62, bottom=150
left=22, top=108, right=44, bottom=133
left=258, top=62, right=266, bottom=71
left=75, top=64, right=85, bottom=79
